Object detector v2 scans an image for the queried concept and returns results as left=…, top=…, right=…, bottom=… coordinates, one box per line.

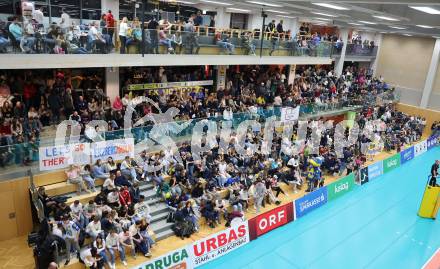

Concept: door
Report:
left=0, top=191, right=18, bottom=240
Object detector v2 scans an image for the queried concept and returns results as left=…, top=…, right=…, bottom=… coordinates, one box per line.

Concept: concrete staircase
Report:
left=138, top=181, right=175, bottom=241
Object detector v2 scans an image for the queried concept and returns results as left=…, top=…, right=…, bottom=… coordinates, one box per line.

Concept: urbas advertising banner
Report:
left=383, top=153, right=401, bottom=174
left=132, top=247, right=191, bottom=269
left=368, top=161, right=383, bottom=180
left=248, top=203, right=294, bottom=240
left=400, top=146, right=415, bottom=164
left=295, top=187, right=328, bottom=219
left=189, top=222, right=250, bottom=267
left=327, top=173, right=355, bottom=201
left=427, top=135, right=439, bottom=150
left=414, top=140, right=428, bottom=157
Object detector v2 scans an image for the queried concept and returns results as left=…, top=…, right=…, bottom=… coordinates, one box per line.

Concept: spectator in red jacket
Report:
left=23, top=80, right=37, bottom=110
left=106, top=10, right=115, bottom=45
left=119, top=186, right=132, bottom=208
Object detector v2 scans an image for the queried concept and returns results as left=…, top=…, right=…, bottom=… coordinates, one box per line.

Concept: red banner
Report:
left=249, top=202, right=294, bottom=240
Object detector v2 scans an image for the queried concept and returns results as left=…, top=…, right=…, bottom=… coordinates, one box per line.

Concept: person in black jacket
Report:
left=47, top=91, right=62, bottom=124
left=430, top=160, right=439, bottom=186
left=114, top=170, right=132, bottom=187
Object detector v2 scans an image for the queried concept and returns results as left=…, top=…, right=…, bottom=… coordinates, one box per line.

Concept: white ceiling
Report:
left=182, top=0, right=440, bottom=37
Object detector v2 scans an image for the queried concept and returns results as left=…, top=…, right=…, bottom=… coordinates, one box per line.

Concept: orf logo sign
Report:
left=250, top=203, right=294, bottom=239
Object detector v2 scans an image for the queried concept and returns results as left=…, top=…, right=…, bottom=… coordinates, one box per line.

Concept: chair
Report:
left=6, top=31, right=20, bottom=52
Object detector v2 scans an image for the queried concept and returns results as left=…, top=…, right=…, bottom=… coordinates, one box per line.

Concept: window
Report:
left=230, top=13, right=248, bottom=29
left=0, top=0, right=14, bottom=15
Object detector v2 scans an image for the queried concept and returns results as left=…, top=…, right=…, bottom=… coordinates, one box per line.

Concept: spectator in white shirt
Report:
left=60, top=9, right=70, bottom=33
left=134, top=195, right=152, bottom=222
left=86, top=216, right=103, bottom=240
left=120, top=156, right=138, bottom=182
left=33, top=6, right=44, bottom=28
left=118, top=228, right=136, bottom=265
left=70, top=200, right=86, bottom=228
left=107, top=189, right=120, bottom=208
left=119, top=17, right=129, bottom=54
left=106, top=229, right=122, bottom=269
left=103, top=173, right=116, bottom=192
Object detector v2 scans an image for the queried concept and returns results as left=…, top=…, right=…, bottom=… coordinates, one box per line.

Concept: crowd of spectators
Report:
left=0, top=64, right=393, bottom=167
left=30, top=64, right=429, bottom=268
left=0, top=8, right=381, bottom=57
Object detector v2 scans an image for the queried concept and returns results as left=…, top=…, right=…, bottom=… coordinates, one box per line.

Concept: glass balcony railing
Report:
left=3, top=22, right=377, bottom=58
left=331, top=43, right=378, bottom=57
left=0, top=89, right=398, bottom=171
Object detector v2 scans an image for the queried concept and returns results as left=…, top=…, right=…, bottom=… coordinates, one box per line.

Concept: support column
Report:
left=335, top=28, right=349, bottom=77
left=101, top=0, right=119, bottom=19
left=215, top=8, right=231, bottom=29
left=105, top=67, right=120, bottom=102
left=217, top=66, right=227, bottom=89
left=288, top=65, right=296, bottom=85
left=420, top=38, right=440, bottom=108
left=371, top=33, right=383, bottom=77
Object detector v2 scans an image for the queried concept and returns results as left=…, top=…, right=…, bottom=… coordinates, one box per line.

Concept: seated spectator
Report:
left=105, top=229, right=124, bottom=268
left=215, top=31, right=235, bottom=55
left=104, top=157, right=117, bottom=173
left=81, top=164, right=96, bottom=192
left=241, top=32, right=256, bottom=56
left=65, top=165, right=89, bottom=194
left=92, top=159, right=110, bottom=179
left=80, top=246, right=103, bottom=268
left=201, top=199, right=219, bottom=228
left=114, top=170, right=131, bottom=187
left=118, top=186, right=132, bottom=208
left=118, top=228, right=136, bottom=265
left=134, top=195, right=151, bottom=222
left=86, top=216, right=103, bottom=241
left=159, top=30, right=174, bottom=54
left=120, top=156, right=138, bottom=182
left=129, top=220, right=152, bottom=257
left=92, top=235, right=111, bottom=269
left=107, top=189, right=120, bottom=208
left=88, top=21, right=107, bottom=53
left=103, top=173, right=116, bottom=192
left=173, top=203, right=195, bottom=240
left=70, top=200, right=86, bottom=229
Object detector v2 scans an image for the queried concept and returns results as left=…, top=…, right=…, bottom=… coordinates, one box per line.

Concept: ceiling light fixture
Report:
left=372, top=15, right=399, bottom=21
left=311, top=11, right=337, bottom=17
left=358, top=20, right=377, bottom=25
left=416, top=24, right=434, bottom=28
left=403, top=34, right=413, bottom=36
left=245, top=1, right=282, bottom=7
left=409, top=6, right=440, bottom=15
left=312, top=3, right=349, bottom=10
left=177, top=1, right=196, bottom=4
left=226, top=7, right=251, bottom=12
left=348, top=22, right=363, bottom=25
left=388, top=26, right=407, bottom=30
left=266, top=9, right=289, bottom=14
left=199, top=0, right=233, bottom=6
left=276, top=15, right=296, bottom=19
left=314, top=17, right=331, bottom=21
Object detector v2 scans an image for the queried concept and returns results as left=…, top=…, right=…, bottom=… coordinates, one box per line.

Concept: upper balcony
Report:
left=1, top=22, right=378, bottom=69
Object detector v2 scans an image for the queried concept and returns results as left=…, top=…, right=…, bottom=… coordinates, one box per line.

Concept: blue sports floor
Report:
left=201, top=147, right=440, bottom=269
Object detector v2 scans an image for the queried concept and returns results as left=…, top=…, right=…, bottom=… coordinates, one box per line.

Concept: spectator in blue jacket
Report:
left=92, top=159, right=110, bottom=179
